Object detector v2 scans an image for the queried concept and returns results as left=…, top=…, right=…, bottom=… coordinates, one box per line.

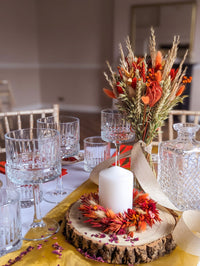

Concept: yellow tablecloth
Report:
left=0, top=179, right=199, bottom=266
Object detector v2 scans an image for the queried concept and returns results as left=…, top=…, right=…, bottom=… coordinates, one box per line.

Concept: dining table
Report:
left=0, top=156, right=200, bottom=266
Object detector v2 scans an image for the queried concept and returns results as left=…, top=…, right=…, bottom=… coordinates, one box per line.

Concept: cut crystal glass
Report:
left=157, top=123, right=200, bottom=211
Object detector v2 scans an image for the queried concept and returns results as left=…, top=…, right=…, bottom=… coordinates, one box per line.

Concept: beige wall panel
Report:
left=39, top=67, right=112, bottom=112
left=37, top=0, right=114, bottom=110
left=0, top=68, right=41, bottom=109
left=0, top=0, right=40, bottom=110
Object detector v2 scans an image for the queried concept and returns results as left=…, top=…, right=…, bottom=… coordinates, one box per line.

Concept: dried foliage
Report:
left=79, top=190, right=161, bottom=236
left=103, top=28, right=192, bottom=144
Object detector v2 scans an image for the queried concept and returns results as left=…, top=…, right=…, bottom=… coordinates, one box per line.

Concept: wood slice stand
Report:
left=65, top=200, right=178, bottom=264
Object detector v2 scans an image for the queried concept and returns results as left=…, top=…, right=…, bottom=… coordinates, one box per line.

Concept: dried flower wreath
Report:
left=79, top=189, right=161, bottom=236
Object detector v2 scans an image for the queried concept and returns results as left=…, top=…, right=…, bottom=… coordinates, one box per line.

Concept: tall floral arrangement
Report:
left=103, top=28, right=192, bottom=145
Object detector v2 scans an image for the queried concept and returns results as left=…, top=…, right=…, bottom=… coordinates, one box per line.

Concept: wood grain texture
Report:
left=65, top=201, right=178, bottom=264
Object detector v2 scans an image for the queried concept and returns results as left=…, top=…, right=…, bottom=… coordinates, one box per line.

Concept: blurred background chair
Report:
left=0, top=104, right=59, bottom=160
left=152, top=109, right=200, bottom=147
left=0, top=80, right=15, bottom=112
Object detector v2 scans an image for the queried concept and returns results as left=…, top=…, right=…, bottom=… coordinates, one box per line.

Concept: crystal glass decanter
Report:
left=157, top=123, right=200, bottom=211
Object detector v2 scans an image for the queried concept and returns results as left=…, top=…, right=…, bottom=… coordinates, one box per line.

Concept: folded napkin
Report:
left=61, top=168, right=67, bottom=176
left=0, top=161, right=6, bottom=174
left=112, top=145, right=133, bottom=169
left=0, top=162, right=67, bottom=176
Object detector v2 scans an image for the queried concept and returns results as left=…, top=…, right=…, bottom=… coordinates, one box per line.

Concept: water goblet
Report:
left=5, top=128, right=61, bottom=241
left=37, top=115, right=80, bottom=203
left=101, top=109, right=135, bottom=165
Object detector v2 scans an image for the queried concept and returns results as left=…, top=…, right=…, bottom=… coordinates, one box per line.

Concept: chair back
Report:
left=152, top=109, right=200, bottom=146
left=0, top=104, right=59, bottom=157
left=0, top=80, right=15, bottom=112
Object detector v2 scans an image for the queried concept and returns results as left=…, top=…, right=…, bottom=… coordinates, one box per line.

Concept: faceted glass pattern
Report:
left=158, top=123, right=200, bottom=211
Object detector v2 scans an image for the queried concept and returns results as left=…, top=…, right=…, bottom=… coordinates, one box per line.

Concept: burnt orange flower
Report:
left=141, top=81, right=162, bottom=107
left=183, top=76, right=192, bottom=84
left=176, top=85, right=185, bottom=96
left=155, top=51, right=162, bottom=70
left=138, top=220, right=147, bottom=231
left=105, top=208, right=116, bottom=219
left=103, top=88, right=116, bottom=99
left=154, top=70, right=162, bottom=82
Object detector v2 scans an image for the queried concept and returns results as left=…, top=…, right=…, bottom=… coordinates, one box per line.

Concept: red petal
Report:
left=103, top=88, right=116, bottom=99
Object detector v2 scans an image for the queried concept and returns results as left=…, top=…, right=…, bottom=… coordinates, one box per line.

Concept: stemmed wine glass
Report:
left=5, top=128, right=61, bottom=241
left=101, top=109, right=135, bottom=166
left=37, top=115, right=80, bottom=203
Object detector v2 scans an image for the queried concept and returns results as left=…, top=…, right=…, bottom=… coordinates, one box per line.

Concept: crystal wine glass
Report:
left=5, top=128, right=61, bottom=241
left=37, top=115, right=80, bottom=203
left=101, top=109, right=135, bottom=165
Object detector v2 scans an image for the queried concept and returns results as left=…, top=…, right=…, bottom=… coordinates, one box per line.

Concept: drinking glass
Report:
left=84, top=136, right=110, bottom=172
left=101, top=109, right=135, bottom=165
left=5, top=128, right=61, bottom=241
left=6, top=178, right=43, bottom=208
left=37, top=115, right=80, bottom=203
left=0, top=188, right=22, bottom=256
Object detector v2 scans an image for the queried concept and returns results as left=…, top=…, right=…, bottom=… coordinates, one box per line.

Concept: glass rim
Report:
left=173, top=123, right=200, bottom=131
left=0, top=188, right=20, bottom=206
left=101, top=108, right=122, bottom=113
left=101, top=108, right=126, bottom=118
left=37, top=115, right=80, bottom=125
left=84, top=136, right=109, bottom=144
left=5, top=128, right=60, bottom=142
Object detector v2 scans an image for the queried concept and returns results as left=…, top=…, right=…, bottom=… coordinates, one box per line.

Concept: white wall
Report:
left=36, top=0, right=114, bottom=112
left=0, top=0, right=41, bottom=110
left=132, top=3, right=193, bottom=58
left=0, top=0, right=114, bottom=112
left=0, top=0, right=199, bottom=112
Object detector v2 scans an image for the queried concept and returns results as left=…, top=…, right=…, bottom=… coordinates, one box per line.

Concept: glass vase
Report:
left=134, top=142, right=154, bottom=191
left=157, top=123, right=200, bottom=211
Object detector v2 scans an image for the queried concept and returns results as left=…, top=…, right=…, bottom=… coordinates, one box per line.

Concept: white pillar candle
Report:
left=99, top=166, right=133, bottom=213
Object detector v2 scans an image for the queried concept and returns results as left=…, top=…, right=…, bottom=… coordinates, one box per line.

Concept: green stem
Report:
left=143, top=115, right=150, bottom=142
left=142, top=105, right=147, bottom=129
left=114, top=141, right=121, bottom=166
